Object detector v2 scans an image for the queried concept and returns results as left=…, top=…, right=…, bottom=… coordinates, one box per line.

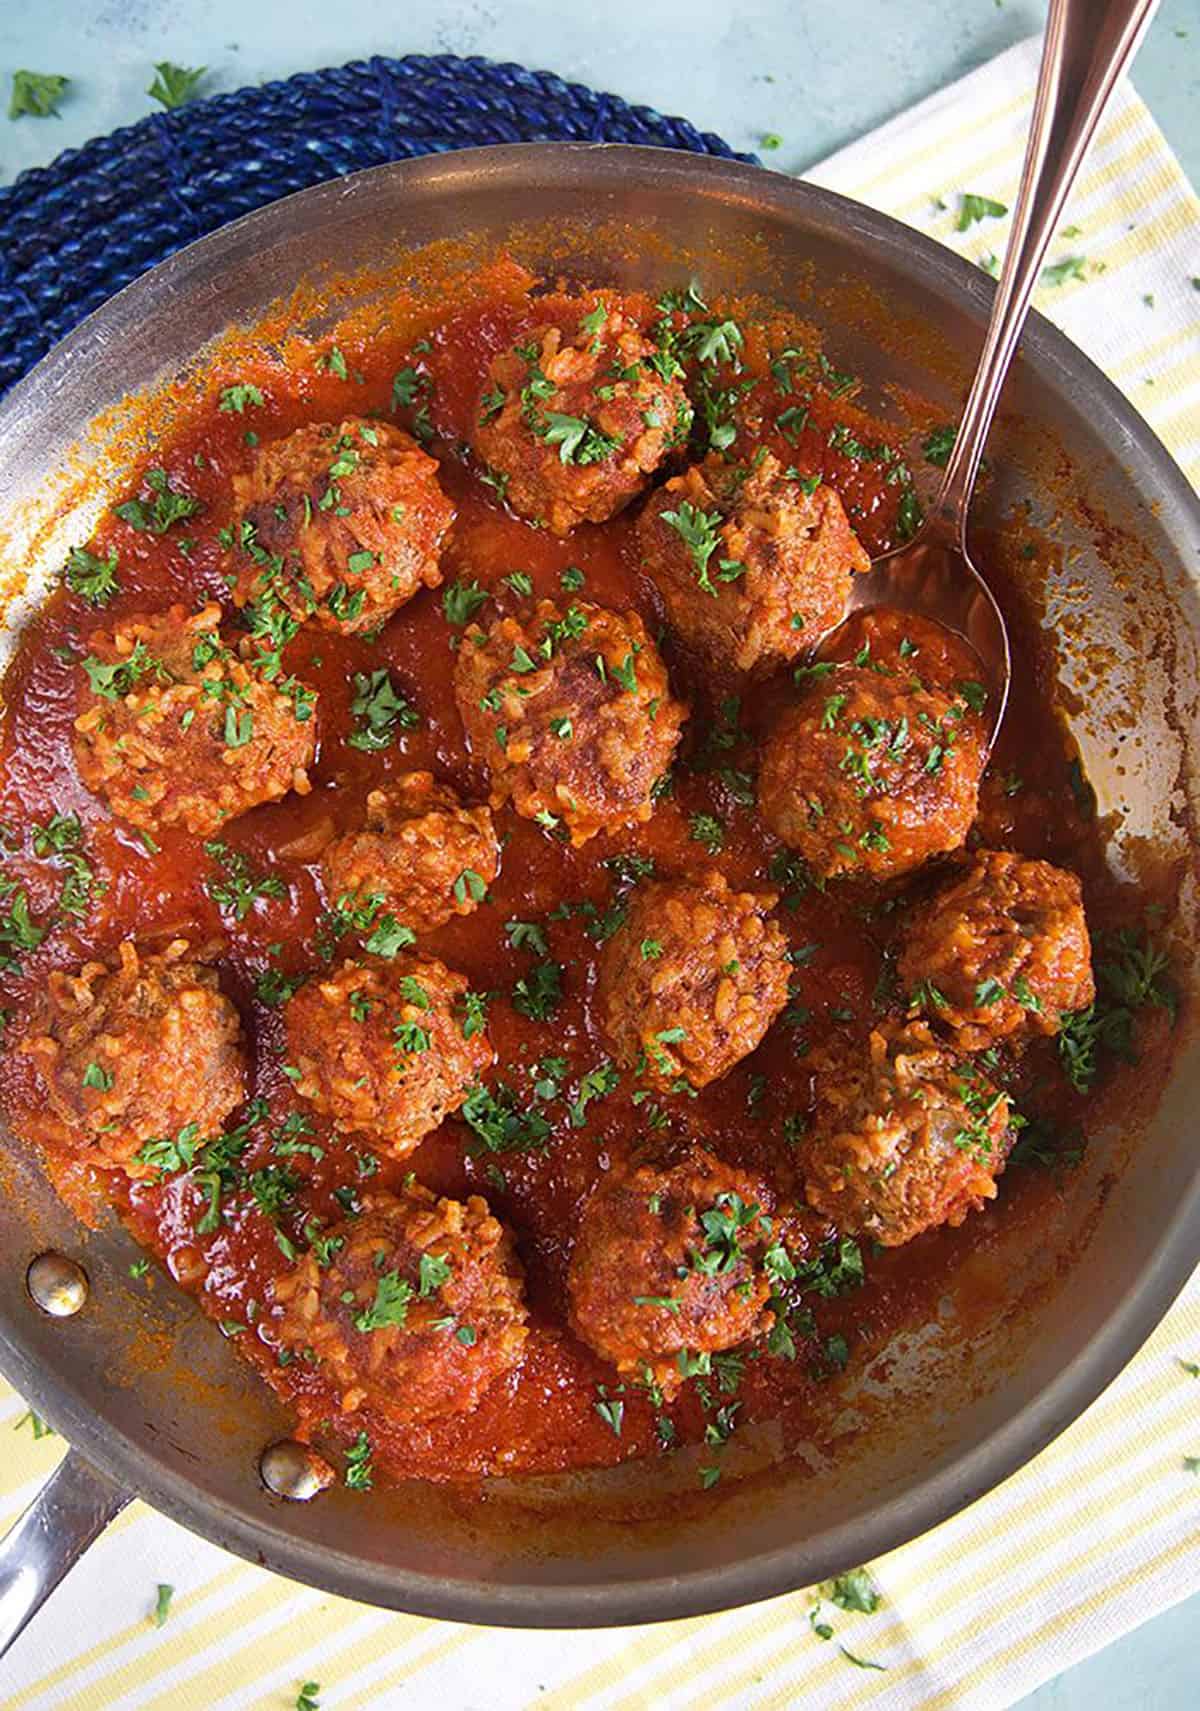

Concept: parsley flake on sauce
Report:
left=218, top=382, right=264, bottom=414
left=346, top=669, right=420, bottom=751
left=64, top=546, right=120, bottom=606
left=203, top=840, right=287, bottom=921
left=442, top=578, right=489, bottom=627
left=344, top=1431, right=374, bottom=1490
left=113, top=469, right=201, bottom=535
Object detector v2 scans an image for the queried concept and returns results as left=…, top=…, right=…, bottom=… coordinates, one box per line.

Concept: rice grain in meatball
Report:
left=471, top=299, right=692, bottom=534
left=454, top=598, right=686, bottom=845
left=15, top=939, right=246, bottom=1178
left=596, top=872, right=790, bottom=1091
left=73, top=603, right=316, bottom=837
left=568, top=1149, right=779, bottom=1397
left=900, top=849, right=1094, bottom=1049
left=228, top=418, right=454, bottom=635
left=758, top=660, right=986, bottom=881
left=273, top=1185, right=528, bottom=1423
left=283, top=956, right=492, bottom=1153
left=805, top=1022, right=1014, bottom=1247
left=637, top=453, right=869, bottom=678
left=322, top=773, right=500, bottom=935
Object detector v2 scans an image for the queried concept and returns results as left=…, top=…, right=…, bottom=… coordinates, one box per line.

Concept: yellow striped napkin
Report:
left=3, top=37, right=1199, bottom=1711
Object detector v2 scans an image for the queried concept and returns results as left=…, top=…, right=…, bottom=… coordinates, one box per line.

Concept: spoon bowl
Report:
left=836, top=527, right=1012, bottom=745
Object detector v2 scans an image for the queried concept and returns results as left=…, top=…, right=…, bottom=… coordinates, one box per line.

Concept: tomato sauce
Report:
left=0, top=274, right=1175, bottom=1489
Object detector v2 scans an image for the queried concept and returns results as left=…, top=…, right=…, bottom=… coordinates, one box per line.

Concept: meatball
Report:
left=283, top=956, right=493, bottom=1153
left=637, top=453, right=869, bottom=678
left=74, top=603, right=316, bottom=837
left=758, top=662, right=986, bottom=881
left=900, top=850, right=1094, bottom=1049
left=596, top=872, right=790, bottom=1091
left=454, top=598, right=686, bottom=846
left=322, top=773, right=500, bottom=935
left=272, top=1185, right=528, bottom=1424
left=228, top=418, right=454, bottom=635
left=470, top=300, right=692, bottom=534
left=568, top=1149, right=777, bottom=1398
left=15, top=939, right=246, bottom=1178
left=805, top=1022, right=1013, bottom=1247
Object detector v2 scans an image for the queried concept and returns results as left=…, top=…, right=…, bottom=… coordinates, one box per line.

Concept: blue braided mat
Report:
left=0, top=53, right=752, bottom=399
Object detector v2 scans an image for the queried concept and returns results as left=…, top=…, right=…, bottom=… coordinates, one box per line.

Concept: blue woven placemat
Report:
left=0, top=52, right=751, bottom=398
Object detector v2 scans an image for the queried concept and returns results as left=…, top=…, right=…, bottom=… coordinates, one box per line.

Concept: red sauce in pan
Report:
left=0, top=276, right=1174, bottom=1488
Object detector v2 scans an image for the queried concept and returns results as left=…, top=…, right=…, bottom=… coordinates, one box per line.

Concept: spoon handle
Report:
left=935, top=0, right=1160, bottom=541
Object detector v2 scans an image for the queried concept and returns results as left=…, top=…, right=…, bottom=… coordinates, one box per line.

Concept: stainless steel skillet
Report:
left=0, top=142, right=1196, bottom=1650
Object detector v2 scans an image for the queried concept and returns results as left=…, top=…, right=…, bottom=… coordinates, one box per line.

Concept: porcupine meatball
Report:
left=73, top=603, right=316, bottom=837
left=15, top=940, right=246, bottom=1178
left=637, top=452, right=870, bottom=678
left=568, top=1148, right=778, bottom=1398
left=322, top=773, right=500, bottom=935
left=228, top=418, right=455, bottom=635
left=900, top=849, right=1094, bottom=1050
left=454, top=598, right=686, bottom=846
left=470, top=298, right=693, bottom=534
left=283, top=956, right=492, bottom=1155
left=596, top=872, right=790, bottom=1092
left=804, top=1022, right=1014, bottom=1247
left=272, top=1185, right=528, bottom=1424
left=758, top=660, right=986, bottom=881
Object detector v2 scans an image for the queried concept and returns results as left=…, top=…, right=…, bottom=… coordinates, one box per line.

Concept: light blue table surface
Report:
left=1, top=2, right=1197, bottom=1706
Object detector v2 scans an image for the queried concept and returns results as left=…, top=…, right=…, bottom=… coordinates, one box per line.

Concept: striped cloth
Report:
left=3, top=36, right=1199, bottom=1711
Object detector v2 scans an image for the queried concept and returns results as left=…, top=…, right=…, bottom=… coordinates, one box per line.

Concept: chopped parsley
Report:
left=218, top=382, right=264, bottom=413
left=688, top=812, right=725, bottom=854
left=443, top=577, right=490, bottom=626
left=660, top=500, right=723, bottom=596
left=148, top=62, right=205, bottom=110
left=539, top=412, right=621, bottom=466
left=453, top=868, right=488, bottom=906
left=113, top=469, right=201, bottom=534
left=594, top=1386, right=625, bottom=1436
left=203, top=840, right=287, bottom=921
left=922, top=424, right=957, bottom=466
left=957, top=192, right=1008, bottom=230
left=0, top=878, right=46, bottom=973
left=346, top=669, right=420, bottom=750
left=825, top=1567, right=881, bottom=1613
left=1041, top=256, right=1088, bottom=287
left=344, top=1430, right=374, bottom=1490
left=795, top=1235, right=865, bottom=1298
left=505, top=920, right=549, bottom=955
left=1059, top=926, right=1176, bottom=1093
left=64, top=546, right=120, bottom=606
left=459, top=1082, right=552, bottom=1154
left=152, top=1583, right=175, bottom=1627
left=365, top=914, right=416, bottom=957
left=512, top=960, right=564, bottom=1022
left=9, top=70, right=69, bottom=119
left=355, top=1270, right=414, bottom=1332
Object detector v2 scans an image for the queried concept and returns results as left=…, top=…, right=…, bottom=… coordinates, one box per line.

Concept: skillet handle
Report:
left=0, top=1451, right=130, bottom=1658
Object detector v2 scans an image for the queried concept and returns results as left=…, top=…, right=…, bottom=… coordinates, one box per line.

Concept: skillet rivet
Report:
left=259, top=1439, right=335, bottom=1501
left=26, top=1253, right=89, bottom=1318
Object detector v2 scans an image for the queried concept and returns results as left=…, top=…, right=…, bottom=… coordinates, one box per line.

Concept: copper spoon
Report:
left=824, top=0, right=1160, bottom=746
